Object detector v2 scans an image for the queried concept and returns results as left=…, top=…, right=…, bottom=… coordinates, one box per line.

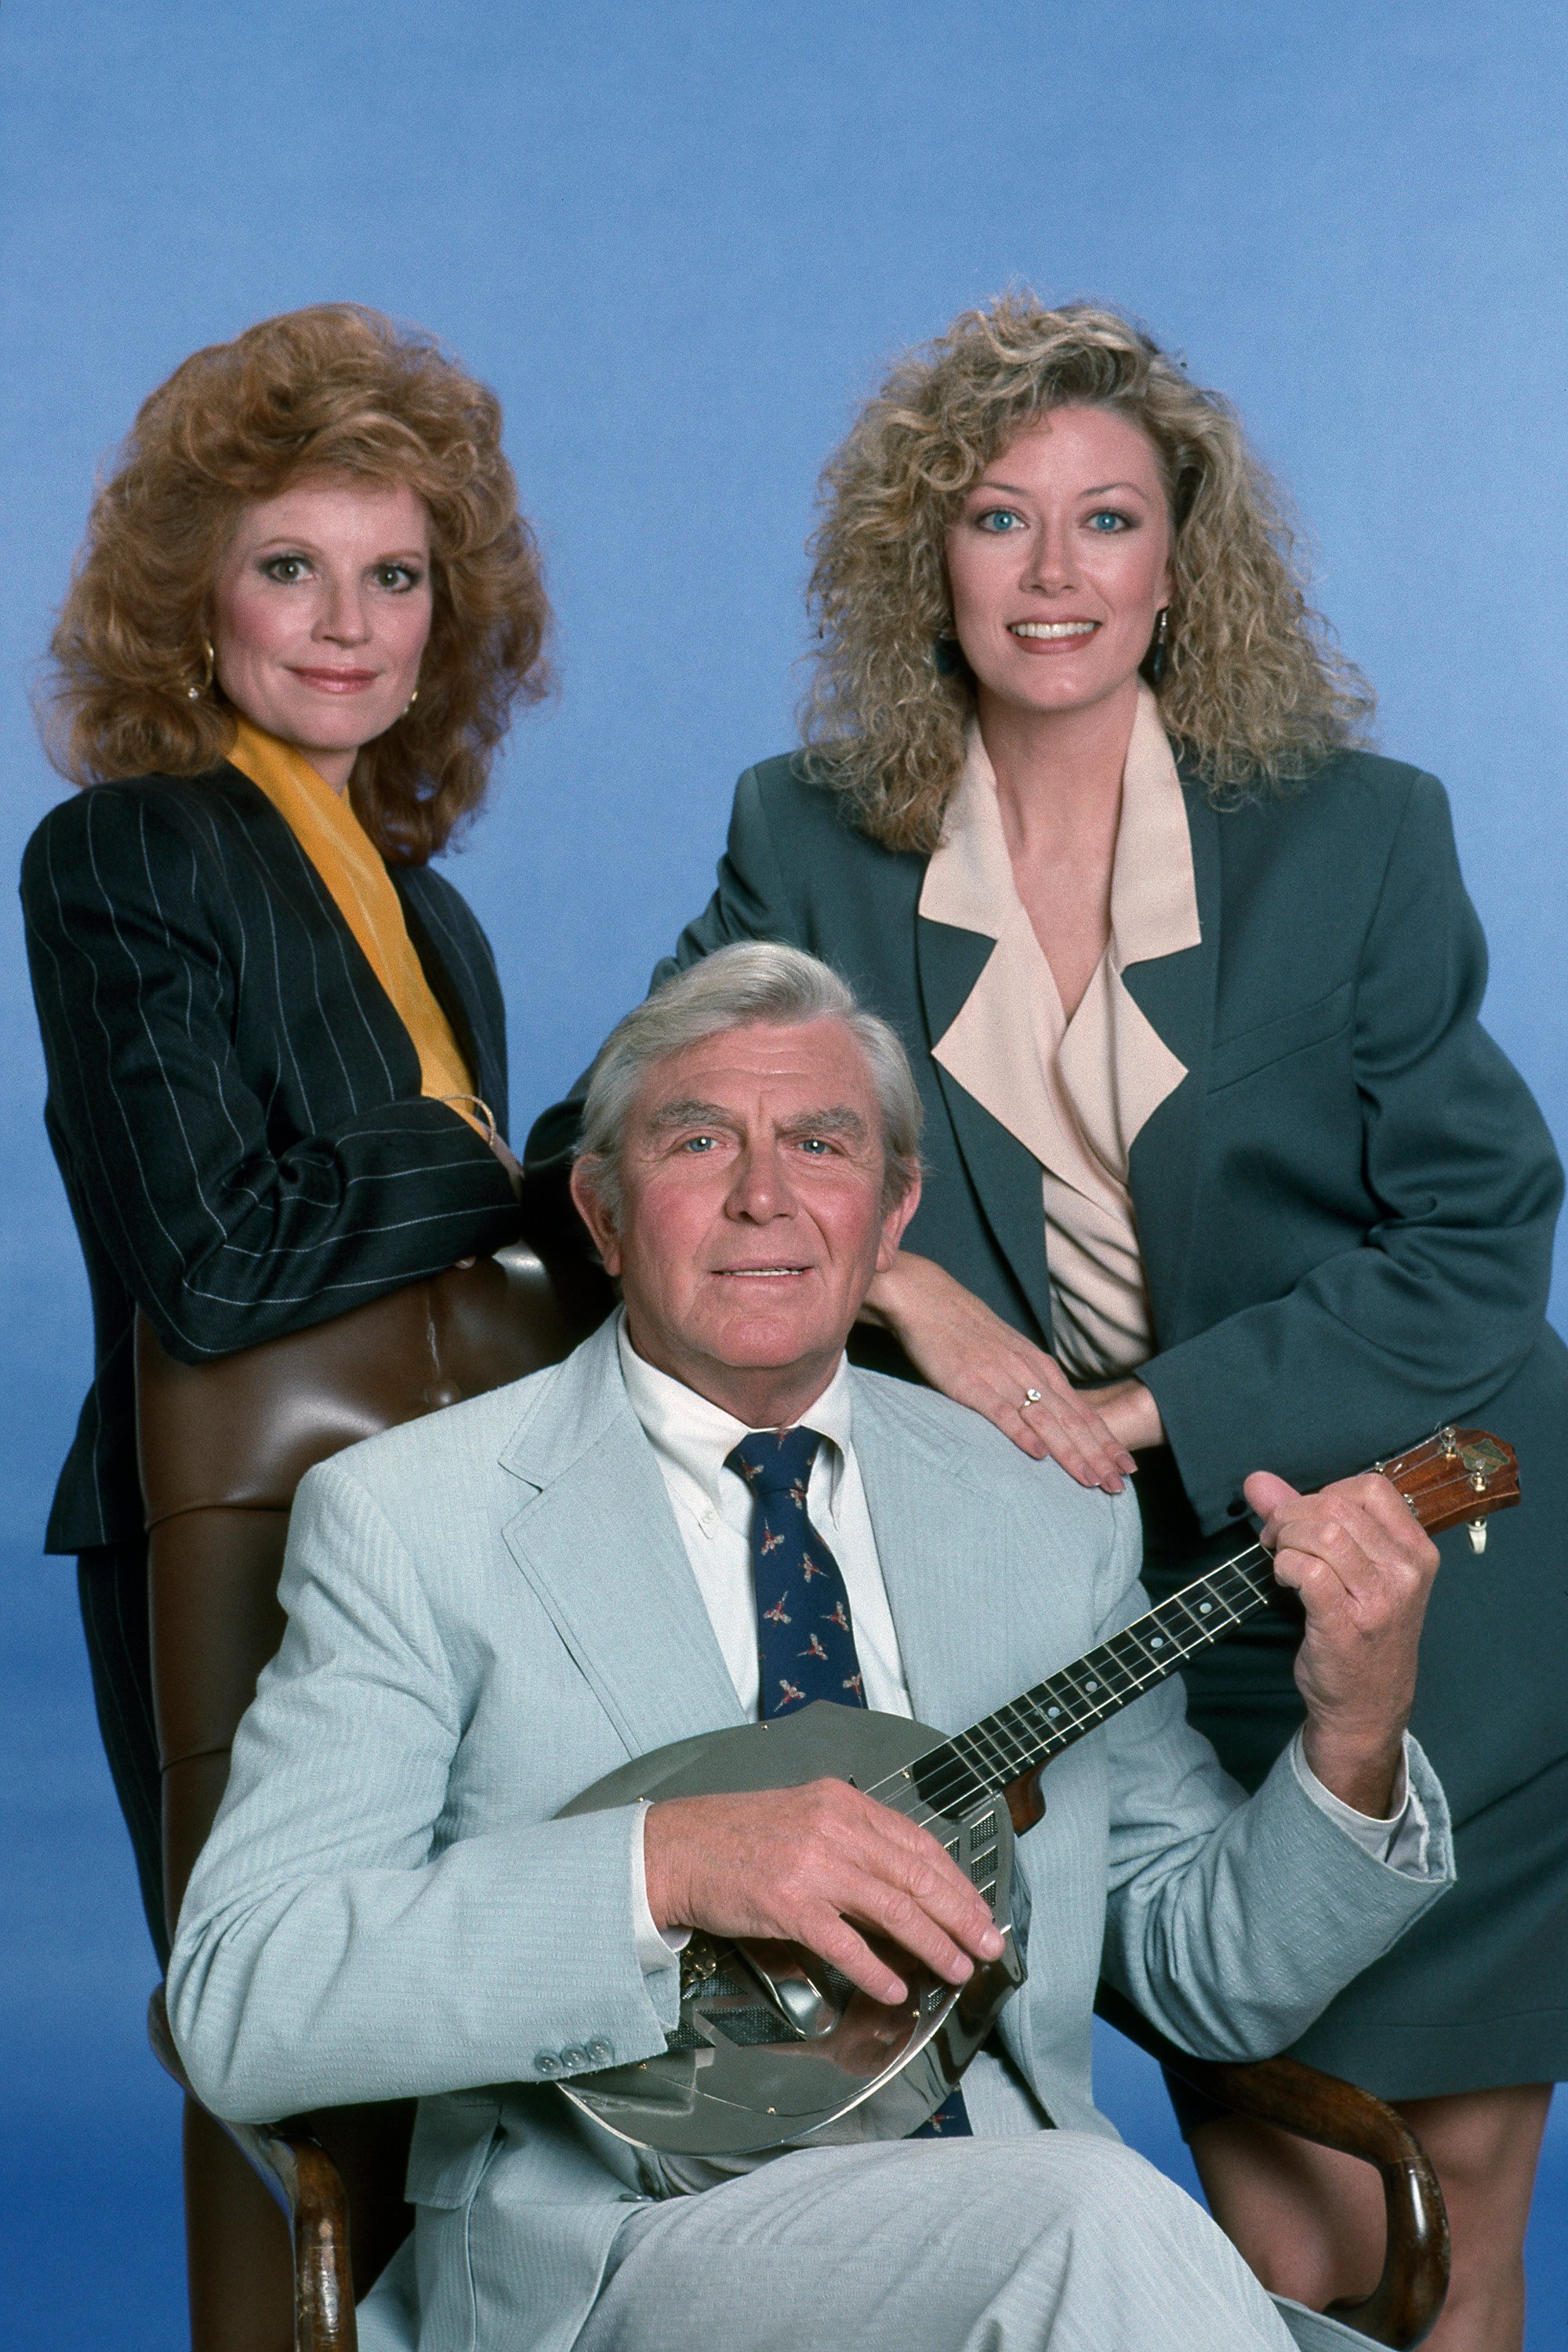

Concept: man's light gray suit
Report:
left=168, top=1319, right=1454, bottom=2352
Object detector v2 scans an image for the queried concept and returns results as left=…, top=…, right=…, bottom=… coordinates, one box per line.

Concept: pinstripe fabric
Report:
left=77, top=1536, right=167, bottom=1959
left=226, top=719, right=481, bottom=1122
left=21, top=764, right=524, bottom=1551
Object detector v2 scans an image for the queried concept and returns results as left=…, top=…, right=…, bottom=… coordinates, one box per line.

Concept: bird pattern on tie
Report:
left=726, top=1425, right=973, bottom=2140
left=726, top=1428, right=868, bottom=1719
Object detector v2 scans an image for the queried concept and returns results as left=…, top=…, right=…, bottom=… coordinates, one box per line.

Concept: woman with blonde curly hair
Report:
left=23, top=303, right=549, bottom=1965
left=529, top=296, right=1565, bottom=2350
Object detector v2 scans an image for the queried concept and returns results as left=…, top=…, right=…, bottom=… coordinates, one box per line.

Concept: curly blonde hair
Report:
left=43, top=303, right=550, bottom=862
left=802, top=295, right=1374, bottom=851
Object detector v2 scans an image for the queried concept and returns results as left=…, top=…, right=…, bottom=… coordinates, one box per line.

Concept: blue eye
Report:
left=1087, top=510, right=1131, bottom=533
left=976, top=509, right=1025, bottom=534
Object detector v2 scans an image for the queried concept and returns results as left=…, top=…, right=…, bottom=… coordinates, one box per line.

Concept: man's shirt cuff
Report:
left=631, top=1800, right=690, bottom=1972
left=1289, top=1728, right=1433, bottom=1875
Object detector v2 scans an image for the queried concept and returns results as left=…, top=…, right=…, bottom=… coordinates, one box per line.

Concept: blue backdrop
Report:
left=2, top=4, right=1563, bottom=2343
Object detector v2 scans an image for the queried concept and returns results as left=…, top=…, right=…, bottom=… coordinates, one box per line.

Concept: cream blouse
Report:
left=918, top=684, right=1200, bottom=1380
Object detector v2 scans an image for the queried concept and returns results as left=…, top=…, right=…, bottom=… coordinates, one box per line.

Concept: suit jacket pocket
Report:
left=1208, top=982, right=1353, bottom=1094
left=405, top=2092, right=503, bottom=2209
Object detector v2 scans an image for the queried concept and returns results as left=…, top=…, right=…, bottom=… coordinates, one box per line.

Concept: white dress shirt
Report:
left=616, top=1318, right=913, bottom=1721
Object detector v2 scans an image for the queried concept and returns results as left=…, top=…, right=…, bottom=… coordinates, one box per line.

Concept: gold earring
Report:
left=186, top=640, right=216, bottom=702
left=401, top=685, right=419, bottom=717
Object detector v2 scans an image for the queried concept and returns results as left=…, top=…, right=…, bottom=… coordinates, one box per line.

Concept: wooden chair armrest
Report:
left=149, top=1987, right=357, bottom=2352
left=1094, top=1985, right=1449, bottom=2349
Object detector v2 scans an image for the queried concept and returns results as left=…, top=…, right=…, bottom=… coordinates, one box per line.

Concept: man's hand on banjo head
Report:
left=1245, top=1467, right=1440, bottom=1820
left=643, top=1780, right=1006, bottom=2007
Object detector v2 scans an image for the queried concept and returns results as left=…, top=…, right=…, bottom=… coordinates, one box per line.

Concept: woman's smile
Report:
left=1007, top=619, right=1100, bottom=645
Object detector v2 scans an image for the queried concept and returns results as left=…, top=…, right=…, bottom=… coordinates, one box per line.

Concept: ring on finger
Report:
left=1022, top=1388, right=1044, bottom=1408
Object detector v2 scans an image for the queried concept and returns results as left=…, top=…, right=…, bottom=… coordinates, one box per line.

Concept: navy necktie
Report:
left=725, top=1426, right=972, bottom=2140
left=725, top=1428, right=866, bottom=1719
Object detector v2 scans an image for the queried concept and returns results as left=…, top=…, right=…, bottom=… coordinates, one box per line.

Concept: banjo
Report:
left=556, top=1425, right=1518, bottom=2158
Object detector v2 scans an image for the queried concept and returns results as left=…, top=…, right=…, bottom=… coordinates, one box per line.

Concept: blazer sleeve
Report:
left=1089, top=1506, right=1455, bottom=2060
left=166, top=1456, right=678, bottom=2121
left=1138, top=775, right=1564, bottom=1530
left=22, top=787, right=521, bottom=1363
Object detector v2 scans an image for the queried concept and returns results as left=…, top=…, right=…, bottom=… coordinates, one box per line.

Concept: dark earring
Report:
left=932, top=636, right=964, bottom=677
left=1146, top=608, right=1170, bottom=687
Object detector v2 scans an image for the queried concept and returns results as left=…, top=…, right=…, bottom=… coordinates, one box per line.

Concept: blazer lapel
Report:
left=851, top=1381, right=1026, bottom=1737
left=394, top=873, right=499, bottom=1113
left=499, top=1324, right=745, bottom=1762
left=1120, top=782, right=1221, bottom=1348
left=916, top=914, right=1054, bottom=1341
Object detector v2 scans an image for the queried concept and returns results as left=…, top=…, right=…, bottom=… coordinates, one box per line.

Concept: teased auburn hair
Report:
left=42, top=303, right=550, bottom=862
left=801, top=294, right=1374, bottom=851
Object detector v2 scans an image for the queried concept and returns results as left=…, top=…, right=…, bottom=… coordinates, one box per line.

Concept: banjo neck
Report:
left=873, top=1423, right=1519, bottom=1835
left=889, top=1537, right=1278, bottom=1830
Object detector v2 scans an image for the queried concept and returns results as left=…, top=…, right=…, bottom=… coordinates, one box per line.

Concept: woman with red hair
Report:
left=23, top=303, right=550, bottom=1961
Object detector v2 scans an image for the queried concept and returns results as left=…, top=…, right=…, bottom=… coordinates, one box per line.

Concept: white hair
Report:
left=575, top=942, right=924, bottom=1225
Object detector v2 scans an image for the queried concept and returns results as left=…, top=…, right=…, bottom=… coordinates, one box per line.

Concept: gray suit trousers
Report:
left=573, top=2138, right=1358, bottom=2352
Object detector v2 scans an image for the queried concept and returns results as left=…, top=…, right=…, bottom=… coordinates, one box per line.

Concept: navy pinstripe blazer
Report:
left=22, top=764, right=524, bottom=1551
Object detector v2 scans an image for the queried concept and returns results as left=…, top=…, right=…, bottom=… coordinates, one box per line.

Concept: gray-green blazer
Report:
left=526, top=748, right=1568, bottom=1833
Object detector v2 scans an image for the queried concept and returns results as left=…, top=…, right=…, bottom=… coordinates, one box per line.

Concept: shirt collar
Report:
left=615, top=1312, right=854, bottom=1512
left=918, top=681, right=1200, bottom=969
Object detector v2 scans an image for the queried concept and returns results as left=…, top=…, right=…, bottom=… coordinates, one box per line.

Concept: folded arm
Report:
left=1138, top=775, right=1561, bottom=1530
left=23, top=789, right=520, bottom=1361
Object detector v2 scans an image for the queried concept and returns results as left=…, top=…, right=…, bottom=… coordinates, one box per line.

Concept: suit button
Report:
left=535, top=2053, right=561, bottom=2078
left=561, top=2047, right=589, bottom=2071
left=1226, top=1495, right=1247, bottom=1518
left=423, top=1379, right=463, bottom=1409
left=586, top=2040, right=613, bottom=2065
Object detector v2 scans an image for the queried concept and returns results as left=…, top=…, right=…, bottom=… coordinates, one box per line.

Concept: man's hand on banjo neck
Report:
left=1247, top=1465, right=1440, bottom=1820
left=644, top=1466, right=1442, bottom=2006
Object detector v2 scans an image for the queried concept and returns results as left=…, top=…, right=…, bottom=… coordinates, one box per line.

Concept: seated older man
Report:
left=169, top=943, right=1454, bottom=2352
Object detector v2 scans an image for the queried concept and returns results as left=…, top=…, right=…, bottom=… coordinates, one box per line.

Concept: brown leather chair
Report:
left=137, top=1245, right=1450, bottom=2352
left=139, top=1242, right=611, bottom=2352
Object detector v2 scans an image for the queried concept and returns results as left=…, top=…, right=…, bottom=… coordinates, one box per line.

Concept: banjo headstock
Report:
left=1377, top=1425, right=1520, bottom=1552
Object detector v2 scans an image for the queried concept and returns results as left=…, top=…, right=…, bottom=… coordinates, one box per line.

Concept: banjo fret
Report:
left=898, top=1544, right=1283, bottom=1815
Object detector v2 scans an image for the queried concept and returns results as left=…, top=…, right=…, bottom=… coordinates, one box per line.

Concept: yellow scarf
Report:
left=226, top=718, right=485, bottom=1132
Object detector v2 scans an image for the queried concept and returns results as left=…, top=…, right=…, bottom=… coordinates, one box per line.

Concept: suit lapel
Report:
left=218, top=769, right=425, bottom=1090
left=851, top=1381, right=1024, bottom=1737
left=916, top=914, right=1054, bottom=1341
left=1120, top=782, right=1221, bottom=1348
left=395, top=872, right=500, bottom=1113
left=499, top=1324, right=745, bottom=1761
